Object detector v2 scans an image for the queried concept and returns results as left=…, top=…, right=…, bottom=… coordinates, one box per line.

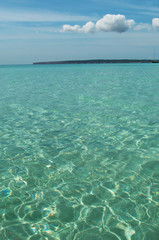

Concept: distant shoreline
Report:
left=33, top=59, right=158, bottom=65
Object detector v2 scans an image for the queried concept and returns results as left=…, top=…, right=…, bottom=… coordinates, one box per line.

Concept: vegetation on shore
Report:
left=33, top=59, right=158, bottom=64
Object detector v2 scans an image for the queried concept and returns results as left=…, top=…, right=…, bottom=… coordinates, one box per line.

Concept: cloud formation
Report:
left=62, top=14, right=135, bottom=33
left=96, top=14, right=135, bottom=33
left=62, top=24, right=80, bottom=32
left=62, top=21, right=95, bottom=33
left=134, top=23, right=151, bottom=31
left=152, top=18, right=159, bottom=29
left=82, top=21, right=95, bottom=33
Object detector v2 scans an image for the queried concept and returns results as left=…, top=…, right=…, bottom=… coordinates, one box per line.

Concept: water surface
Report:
left=0, top=64, right=159, bottom=239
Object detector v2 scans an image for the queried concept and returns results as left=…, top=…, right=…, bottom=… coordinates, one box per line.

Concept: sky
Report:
left=0, top=0, right=159, bottom=64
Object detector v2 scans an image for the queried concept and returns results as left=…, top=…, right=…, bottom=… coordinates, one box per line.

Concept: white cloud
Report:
left=62, top=24, right=81, bottom=32
left=134, top=23, right=151, bottom=31
left=62, top=21, right=95, bottom=33
left=62, top=14, right=135, bottom=34
left=96, top=14, right=135, bottom=33
left=81, top=21, right=95, bottom=33
left=152, top=18, right=159, bottom=29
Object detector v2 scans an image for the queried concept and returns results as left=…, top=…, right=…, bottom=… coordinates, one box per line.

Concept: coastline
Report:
left=33, top=59, right=158, bottom=65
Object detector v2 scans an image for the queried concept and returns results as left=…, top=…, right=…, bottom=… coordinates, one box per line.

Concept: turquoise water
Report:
left=0, top=63, right=159, bottom=240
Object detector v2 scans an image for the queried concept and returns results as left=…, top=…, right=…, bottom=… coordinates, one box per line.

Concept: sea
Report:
left=0, top=63, right=159, bottom=240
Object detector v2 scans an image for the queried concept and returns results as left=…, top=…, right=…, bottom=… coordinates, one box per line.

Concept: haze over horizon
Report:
left=0, top=0, right=159, bottom=64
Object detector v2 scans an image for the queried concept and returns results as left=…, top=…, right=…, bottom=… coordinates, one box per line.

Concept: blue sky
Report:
left=0, top=0, right=159, bottom=64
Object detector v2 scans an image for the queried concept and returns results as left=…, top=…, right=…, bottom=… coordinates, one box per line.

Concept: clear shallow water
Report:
left=0, top=63, right=159, bottom=240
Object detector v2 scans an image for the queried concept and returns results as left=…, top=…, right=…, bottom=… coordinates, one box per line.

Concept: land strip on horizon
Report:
left=33, top=59, right=158, bottom=64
